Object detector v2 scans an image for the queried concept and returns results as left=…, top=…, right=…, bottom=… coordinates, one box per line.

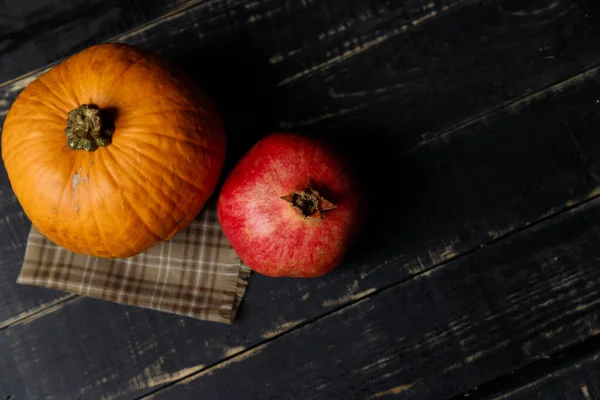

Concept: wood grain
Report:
left=0, top=0, right=199, bottom=84
left=494, top=359, right=600, bottom=400
left=148, top=196, right=600, bottom=400
left=271, top=0, right=600, bottom=147
left=4, top=35, right=600, bottom=398
left=458, top=335, right=600, bottom=399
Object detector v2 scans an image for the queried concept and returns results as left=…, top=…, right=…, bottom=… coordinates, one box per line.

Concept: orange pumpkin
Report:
left=1, top=43, right=226, bottom=258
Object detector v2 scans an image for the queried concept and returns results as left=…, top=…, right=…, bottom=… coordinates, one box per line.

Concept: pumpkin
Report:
left=1, top=43, right=226, bottom=258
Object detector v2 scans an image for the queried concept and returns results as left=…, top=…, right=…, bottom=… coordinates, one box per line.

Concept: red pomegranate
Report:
left=217, top=133, right=364, bottom=278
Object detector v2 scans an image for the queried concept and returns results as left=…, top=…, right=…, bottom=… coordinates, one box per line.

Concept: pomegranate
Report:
left=217, top=133, right=364, bottom=278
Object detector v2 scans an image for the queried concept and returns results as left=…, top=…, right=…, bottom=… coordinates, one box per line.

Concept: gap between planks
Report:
left=448, top=332, right=600, bottom=399
left=0, top=294, right=80, bottom=330
left=274, top=0, right=469, bottom=87
left=0, top=0, right=208, bottom=90
left=0, top=0, right=463, bottom=91
left=136, top=191, right=600, bottom=399
left=408, top=60, right=600, bottom=153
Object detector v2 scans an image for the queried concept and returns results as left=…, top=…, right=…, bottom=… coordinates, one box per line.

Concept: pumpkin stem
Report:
left=65, top=104, right=114, bottom=151
left=280, top=186, right=337, bottom=220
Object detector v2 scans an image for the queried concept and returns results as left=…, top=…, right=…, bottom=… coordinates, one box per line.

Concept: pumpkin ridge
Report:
left=110, top=144, right=193, bottom=211
left=78, top=182, right=97, bottom=257
left=90, top=45, right=147, bottom=106
left=116, top=126, right=206, bottom=147
left=14, top=94, right=65, bottom=118
left=109, top=93, right=178, bottom=106
left=98, top=149, right=164, bottom=242
left=114, top=120, right=225, bottom=154
left=11, top=115, right=64, bottom=125
left=120, top=129, right=224, bottom=158
left=1, top=140, right=26, bottom=166
left=56, top=62, right=83, bottom=107
left=199, top=143, right=225, bottom=160
left=2, top=133, right=65, bottom=162
left=83, top=42, right=103, bottom=70
left=42, top=66, right=79, bottom=109
left=35, top=78, right=73, bottom=113
left=73, top=152, right=113, bottom=257
left=88, top=152, right=136, bottom=257
left=108, top=145, right=189, bottom=219
left=1, top=140, right=61, bottom=180
left=47, top=151, right=79, bottom=242
left=87, top=193, right=112, bottom=257
left=115, top=141, right=208, bottom=192
left=126, top=108, right=208, bottom=118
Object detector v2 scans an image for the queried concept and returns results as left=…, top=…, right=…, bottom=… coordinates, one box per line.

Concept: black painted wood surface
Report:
left=150, top=197, right=600, bottom=400
left=0, top=0, right=198, bottom=83
left=2, top=0, right=600, bottom=399
left=463, top=336, right=600, bottom=399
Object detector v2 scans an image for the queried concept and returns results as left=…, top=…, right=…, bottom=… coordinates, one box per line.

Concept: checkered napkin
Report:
left=17, top=201, right=251, bottom=324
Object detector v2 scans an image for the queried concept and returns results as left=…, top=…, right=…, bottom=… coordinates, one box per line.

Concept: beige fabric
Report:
left=17, top=201, right=251, bottom=324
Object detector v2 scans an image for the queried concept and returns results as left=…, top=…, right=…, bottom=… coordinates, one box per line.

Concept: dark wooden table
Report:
left=3, top=0, right=600, bottom=398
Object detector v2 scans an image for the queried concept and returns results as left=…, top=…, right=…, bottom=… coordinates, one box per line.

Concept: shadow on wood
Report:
left=162, top=34, right=281, bottom=181
left=306, top=126, right=433, bottom=272
left=151, top=33, right=431, bottom=276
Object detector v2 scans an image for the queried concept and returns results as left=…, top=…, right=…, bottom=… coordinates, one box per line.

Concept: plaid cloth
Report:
left=17, top=201, right=251, bottom=324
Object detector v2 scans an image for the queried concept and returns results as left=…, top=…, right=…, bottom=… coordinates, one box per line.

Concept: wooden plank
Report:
left=493, top=359, right=600, bottom=400
left=0, top=0, right=598, bottom=325
left=146, top=197, right=600, bottom=400
left=458, top=336, right=600, bottom=399
left=499, top=370, right=600, bottom=400
left=0, top=279, right=322, bottom=399
left=3, top=43, right=600, bottom=398
left=0, top=0, right=199, bottom=84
